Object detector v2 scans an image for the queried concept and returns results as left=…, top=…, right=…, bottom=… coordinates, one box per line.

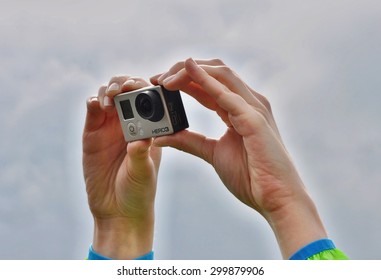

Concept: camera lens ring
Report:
left=135, top=90, right=165, bottom=122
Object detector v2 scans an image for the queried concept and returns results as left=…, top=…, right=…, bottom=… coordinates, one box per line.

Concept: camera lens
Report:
left=135, top=90, right=164, bottom=122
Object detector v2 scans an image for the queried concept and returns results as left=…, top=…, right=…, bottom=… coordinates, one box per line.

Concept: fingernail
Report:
left=163, top=75, right=175, bottom=84
left=89, top=96, right=98, bottom=103
left=103, top=96, right=113, bottom=107
left=123, top=79, right=135, bottom=86
left=107, top=82, right=120, bottom=93
left=150, top=74, right=162, bottom=82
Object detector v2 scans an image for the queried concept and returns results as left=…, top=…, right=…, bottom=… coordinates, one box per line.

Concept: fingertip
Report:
left=157, top=73, right=168, bottom=85
left=127, top=138, right=153, bottom=159
left=122, top=79, right=136, bottom=87
left=84, top=96, right=107, bottom=132
left=120, top=78, right=150, bottom=93
left=185, top=57, right=198, bottom=69
left=86, top=96, right=101, bottom=112
left=161, top=75, right=175, bottom=88
left=185, top=57, right=205, bottom=77
left=150, top=74, right=162, bottom=85
left=185, top=57, right=195, bottom=64
left=103, top=96, right=114, bottom=108
left=106, top=82, right=120, bottom=94
left=97, top=84, right=115, bottom=111
left=163, top=70, right=192, bottom=91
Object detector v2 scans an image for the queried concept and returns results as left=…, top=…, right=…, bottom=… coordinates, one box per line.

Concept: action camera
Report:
left=114, top=85, right=189, bottom=142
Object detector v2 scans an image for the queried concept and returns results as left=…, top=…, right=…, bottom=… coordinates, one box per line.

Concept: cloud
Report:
left=0, top=0, right=380, bottom=259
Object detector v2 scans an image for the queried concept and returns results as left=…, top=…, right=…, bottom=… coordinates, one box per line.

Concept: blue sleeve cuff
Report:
left=88, top=245, right=154, bottom=260
left=289, top=238, right=336, bottom=260
left=134, top=250, right=154, bottom=260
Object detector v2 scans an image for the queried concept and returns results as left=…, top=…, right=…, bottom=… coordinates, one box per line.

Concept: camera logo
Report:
left=114, top=85, right=189, bottom=142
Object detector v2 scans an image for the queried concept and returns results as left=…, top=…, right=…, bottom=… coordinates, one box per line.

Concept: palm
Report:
left=83, top=110, right=127, bottom=215
left=211, top=128, right=254, bottom=207
left=83, top=107, right=160, bottom=219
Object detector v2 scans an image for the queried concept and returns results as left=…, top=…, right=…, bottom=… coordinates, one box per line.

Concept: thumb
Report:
left=153, top=130, right=216, bottom=164
left=127, top=138, right=153, bottom=162
left=126, top=138, right=160, bottom=176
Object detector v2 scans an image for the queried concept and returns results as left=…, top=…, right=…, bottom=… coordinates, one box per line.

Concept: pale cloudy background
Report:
left=0, top=0, right=380, bottom=259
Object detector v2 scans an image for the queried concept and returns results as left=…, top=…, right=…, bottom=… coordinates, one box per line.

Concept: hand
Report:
left=82, top=76, right=161, bottom=259
left=151, top=58, right=327, bottom=258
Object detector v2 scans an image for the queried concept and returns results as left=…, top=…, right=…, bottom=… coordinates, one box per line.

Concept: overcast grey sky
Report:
left=1, top=0, right=380, bottom=259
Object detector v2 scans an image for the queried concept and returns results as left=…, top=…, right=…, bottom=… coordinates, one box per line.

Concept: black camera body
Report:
left=114, top=85, right=189, bottom=142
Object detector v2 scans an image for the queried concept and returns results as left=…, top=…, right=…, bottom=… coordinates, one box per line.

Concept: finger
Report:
left=84, top=96, right=106, bottom=133
left=164, top=63, right=268, bottom=116
left=245, top=84, right=273, bottom=113
left=199, top=65, right=269, bottom=112
left=153, top=66, right=217, bottom=111
left=97, top=85, right=113, bottom=112
left=172, top=81, right=217, bottom=111
left=103, top=75, right=131, bottom=109
left=151, top=58, right=226, bottom=107
left=185, top=58, right=270, bottom=137
left=159, top=61, right=255, bottom=109
left=160, top=69, right=232, bottom=126
left=155, top=58, right=225, bottom=84
left=107, top=75, right=131, bottom=92
left=192, top=64, right=280, bottom=138
left=154, top=130, right=216, bottom=164
left=161, top=68, right=192, bottom=90
left=184, top=58, right=250, bottom=116
left=105, top=76, right=151, bottom=99
left=157, top=58, right=225, bottom=83
left=119, top=77, right=150, bottom=96
left=150, top=73, right=163, bottom=85
left=104, top=76, right=152, bottom=108
left=196, top=66, right=274, bottom=126
left=197, top=65, right=259, bottom=108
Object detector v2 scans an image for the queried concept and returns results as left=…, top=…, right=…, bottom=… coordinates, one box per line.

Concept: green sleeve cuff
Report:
left=307, top=248, right=349, bottom=260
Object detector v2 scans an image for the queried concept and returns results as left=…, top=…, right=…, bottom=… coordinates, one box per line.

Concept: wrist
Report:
left=92, top=214, right=154, bottom=260
left=264, top=192, right=328, bottom=259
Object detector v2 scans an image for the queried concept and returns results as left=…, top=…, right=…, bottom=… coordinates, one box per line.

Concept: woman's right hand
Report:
left=152, top=58, right=327, bottom=259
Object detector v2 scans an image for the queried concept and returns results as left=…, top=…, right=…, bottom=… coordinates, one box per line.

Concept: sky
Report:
left=0, top=0, right=380, bottom=259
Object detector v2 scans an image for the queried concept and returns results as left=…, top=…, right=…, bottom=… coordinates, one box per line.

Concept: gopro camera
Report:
left=114, top=85, right=189, bottom=142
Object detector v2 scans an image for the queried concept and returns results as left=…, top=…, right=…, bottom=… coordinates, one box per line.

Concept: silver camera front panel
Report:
left=114, top=85, right=175, bottom=142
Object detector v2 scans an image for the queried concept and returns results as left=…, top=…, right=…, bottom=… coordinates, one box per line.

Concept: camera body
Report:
left=114, top=85, right=189, bottom=142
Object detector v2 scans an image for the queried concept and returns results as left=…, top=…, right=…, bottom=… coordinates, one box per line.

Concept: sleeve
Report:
left=289, top=238, right=349, bottom=260
left=87, top=245, right=154, bottom=260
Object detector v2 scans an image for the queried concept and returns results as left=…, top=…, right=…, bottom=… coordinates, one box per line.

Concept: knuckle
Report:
left=98, top=85, right=107, bottom=95
left=219, top=65, right=234, bottom=75
left=170, top=61, right=186, bottom=73
left=210, top=58, right=225, bottom=66
left=258, top=94, right=272, bottom=112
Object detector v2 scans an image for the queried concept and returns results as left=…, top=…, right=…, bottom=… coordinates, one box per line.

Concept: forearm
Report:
left=92, top=215, right=154, bottom=260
